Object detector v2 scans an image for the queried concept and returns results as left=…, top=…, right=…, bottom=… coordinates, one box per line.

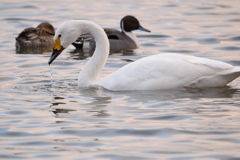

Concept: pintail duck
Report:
left=72, top=15, right=150, bottom=51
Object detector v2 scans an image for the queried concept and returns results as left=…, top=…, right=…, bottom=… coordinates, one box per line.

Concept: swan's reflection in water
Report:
left=77, top=86, right=240, bottom=103
left=49, top=78, right=240, bottom=117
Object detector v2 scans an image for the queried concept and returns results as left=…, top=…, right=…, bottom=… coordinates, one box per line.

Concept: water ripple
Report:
left=55, top=128, right=238, bottom=138
left=2, top=110, right=29, bottom=115
left=215, top=46, right=240, bottom=51
left=1, top=0, right=240, bottom=159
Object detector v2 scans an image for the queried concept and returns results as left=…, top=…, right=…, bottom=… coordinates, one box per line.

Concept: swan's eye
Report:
left=59, top=35, right=61, bottom=37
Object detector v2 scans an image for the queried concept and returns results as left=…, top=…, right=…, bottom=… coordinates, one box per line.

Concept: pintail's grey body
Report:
left=72, top=15, right=150, bottom=51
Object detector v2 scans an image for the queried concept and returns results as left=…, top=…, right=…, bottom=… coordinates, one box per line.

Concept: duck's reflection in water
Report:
left=16, top=45, right=53, bottom=54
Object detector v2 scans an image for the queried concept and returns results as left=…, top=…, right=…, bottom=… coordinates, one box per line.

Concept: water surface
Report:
left=1, top=0, right=240, bottom=159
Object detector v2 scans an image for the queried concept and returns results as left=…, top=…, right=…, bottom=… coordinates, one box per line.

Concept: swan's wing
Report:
left=149, top=53, right=232, bottom=69
left=100, top=53, right=240, bottom=90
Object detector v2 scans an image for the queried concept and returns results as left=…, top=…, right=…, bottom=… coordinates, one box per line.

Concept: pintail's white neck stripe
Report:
left=121, top=20, right=124, bottom=32
left=121, top=20, right=140, bottom=48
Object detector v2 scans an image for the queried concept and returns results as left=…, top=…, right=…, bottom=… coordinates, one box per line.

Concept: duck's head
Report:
left=120, top=15, right=151, bottom=33
left=48, top=20, right=83, bottom=65
left=37, top=22, right=55, bottom=35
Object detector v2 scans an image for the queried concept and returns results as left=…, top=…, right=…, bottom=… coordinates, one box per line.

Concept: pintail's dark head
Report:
left=120, top=15, right=151, bottom=33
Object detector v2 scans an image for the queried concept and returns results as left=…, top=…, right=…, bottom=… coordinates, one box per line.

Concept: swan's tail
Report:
left=217, top=66, right=240, bottom=83
left=218, top=66, right=240, bottom=76
left=187, top=66, right=240, bottom=88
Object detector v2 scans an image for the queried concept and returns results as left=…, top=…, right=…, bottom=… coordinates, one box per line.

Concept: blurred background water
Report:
left=1, top=0, right=240, bottom=159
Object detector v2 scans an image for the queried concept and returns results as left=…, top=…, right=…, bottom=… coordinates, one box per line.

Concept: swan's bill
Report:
left=48, top=37, right=64, bottom=65
left=138, top=25, right=151, bottom=32
left=53, top=37, right=62, bottom=50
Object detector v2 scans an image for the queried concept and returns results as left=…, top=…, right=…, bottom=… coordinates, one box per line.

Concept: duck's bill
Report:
left=138, top=25, right=151, bottom=32
left=48, top=47, right=64, bottom=65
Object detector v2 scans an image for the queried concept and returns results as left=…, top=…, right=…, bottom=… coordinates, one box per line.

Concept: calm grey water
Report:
left=1, top=0, right=240, bottom=159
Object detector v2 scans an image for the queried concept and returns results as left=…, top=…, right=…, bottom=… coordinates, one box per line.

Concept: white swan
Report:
left=48, top=20, right=240, bottom=91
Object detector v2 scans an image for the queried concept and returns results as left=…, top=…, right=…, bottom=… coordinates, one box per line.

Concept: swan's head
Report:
left=48, top=20, right=83, bottom=65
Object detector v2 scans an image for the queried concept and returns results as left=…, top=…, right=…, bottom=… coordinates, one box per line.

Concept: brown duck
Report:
left=16, top=22, right=55, bottom=53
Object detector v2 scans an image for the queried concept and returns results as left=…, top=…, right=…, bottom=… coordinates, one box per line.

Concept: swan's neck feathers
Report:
left=75, top=20, right=110, bottom=87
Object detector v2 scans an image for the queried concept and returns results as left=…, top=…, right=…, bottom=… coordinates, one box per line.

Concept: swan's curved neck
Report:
left=77, top=21, right=110, bottom=87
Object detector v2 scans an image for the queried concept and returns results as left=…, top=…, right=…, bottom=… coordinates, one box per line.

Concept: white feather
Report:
left=100, top=53, right=240, bottom=90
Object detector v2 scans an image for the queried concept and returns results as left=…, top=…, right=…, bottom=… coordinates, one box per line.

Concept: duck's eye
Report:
left=58, top=35, right=61, bottom=37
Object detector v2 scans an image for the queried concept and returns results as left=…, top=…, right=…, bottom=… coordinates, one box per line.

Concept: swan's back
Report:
left=100, top=53, right=240, bottom=91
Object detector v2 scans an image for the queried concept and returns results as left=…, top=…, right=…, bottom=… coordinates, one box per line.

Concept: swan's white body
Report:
left=100, top=53, right=240, bottom=90
left=52, top=20, right=240, bottom=91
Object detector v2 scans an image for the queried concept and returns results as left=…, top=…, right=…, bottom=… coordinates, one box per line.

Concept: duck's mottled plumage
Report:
left=15, top=22, right=55, bottom=52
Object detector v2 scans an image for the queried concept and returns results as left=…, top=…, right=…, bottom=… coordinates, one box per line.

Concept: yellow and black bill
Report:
left=48, top=37, right=65, bottom=65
